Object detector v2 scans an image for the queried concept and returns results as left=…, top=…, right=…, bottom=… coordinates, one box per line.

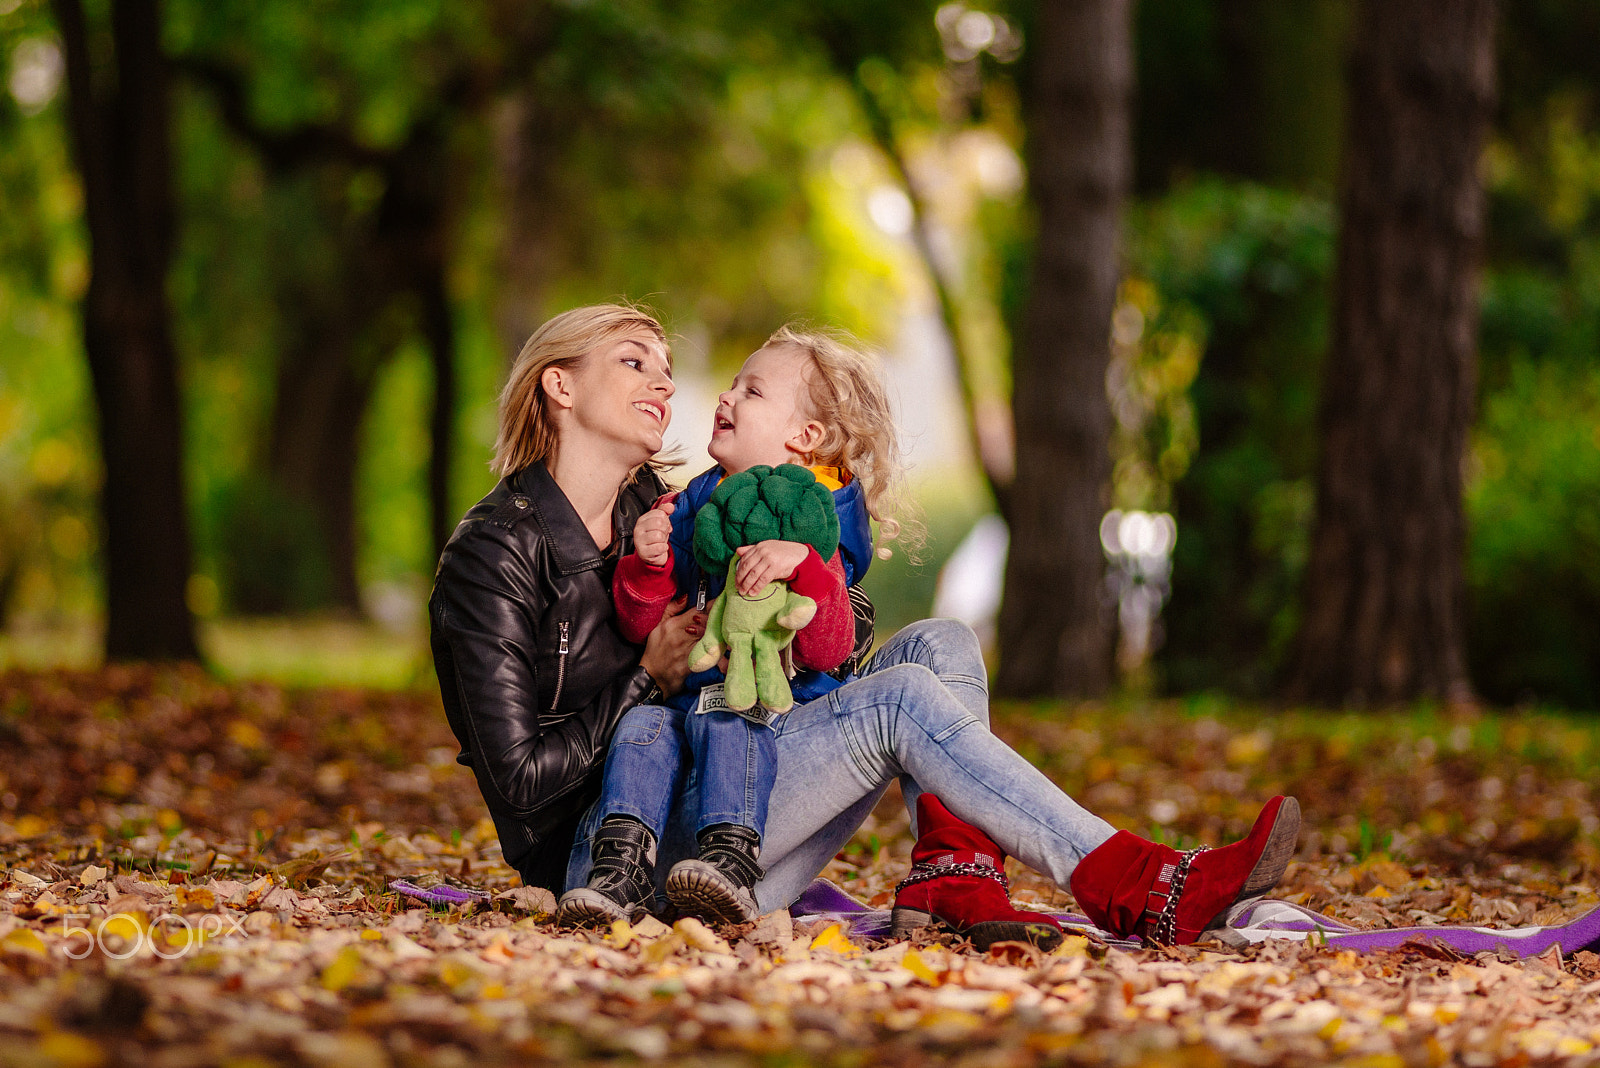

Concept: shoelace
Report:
left=895, top=860, right=1009, bottom=893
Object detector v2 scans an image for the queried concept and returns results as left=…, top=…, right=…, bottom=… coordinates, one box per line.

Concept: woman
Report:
left=431, top=304, right=1299, bottom=946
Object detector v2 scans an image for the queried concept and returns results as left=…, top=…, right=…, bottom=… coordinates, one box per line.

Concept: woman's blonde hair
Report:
left=492, top=303, right=670, bottom=477
left=765, top=324, right=922, bottom=560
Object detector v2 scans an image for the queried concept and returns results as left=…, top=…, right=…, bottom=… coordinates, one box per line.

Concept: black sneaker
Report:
left=556, top=816, right=657, bottom=926
left=665, top=823, right=763, bottom=925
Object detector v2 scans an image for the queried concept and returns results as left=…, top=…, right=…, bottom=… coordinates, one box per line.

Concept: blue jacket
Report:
left=663, top=465, right=873, bottom=711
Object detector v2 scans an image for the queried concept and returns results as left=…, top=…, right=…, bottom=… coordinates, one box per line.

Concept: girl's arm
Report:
left=613, top=550, right=679, bottom=644
left=788, top=547, right=853, bottom=672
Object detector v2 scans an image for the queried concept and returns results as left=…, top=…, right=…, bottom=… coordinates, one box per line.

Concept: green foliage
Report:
left=1128, top=180, right=1335, bottom=695
left=1466, top=361, right=1600, bottom=709
left=0, top=15, right=100, bottom=628
left=212, top=480, right=333, bottom=615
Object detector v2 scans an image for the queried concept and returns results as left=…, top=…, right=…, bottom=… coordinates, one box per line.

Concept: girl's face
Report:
left=709, top=343, right=818, bottom=474
left=566, top=332, right=674, bottom=460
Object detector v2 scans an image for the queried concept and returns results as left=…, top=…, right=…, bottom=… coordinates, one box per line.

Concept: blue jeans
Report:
left=589, top=703, right=775, bottom=840
left=566, top=618, right=1117, bottom=909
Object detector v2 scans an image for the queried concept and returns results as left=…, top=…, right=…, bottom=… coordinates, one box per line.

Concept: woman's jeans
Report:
left=566, top=618, right=1117, bottom=910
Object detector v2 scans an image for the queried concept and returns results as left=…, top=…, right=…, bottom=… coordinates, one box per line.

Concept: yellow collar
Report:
left=809, top=465, right=845, bottom=491
left=717, top=464, right=846, bottom=491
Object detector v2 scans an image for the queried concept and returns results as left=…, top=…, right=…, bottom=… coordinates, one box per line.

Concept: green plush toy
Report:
left=688, top=464, right=842, bottom=713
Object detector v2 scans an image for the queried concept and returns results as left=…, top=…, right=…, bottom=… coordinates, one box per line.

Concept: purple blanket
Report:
left=387, top=876, right=1600, bottom=959
left=789, top=879, right=1600, bottom=959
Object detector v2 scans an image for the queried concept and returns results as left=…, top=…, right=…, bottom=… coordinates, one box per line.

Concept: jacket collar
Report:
left=512, top=461, right=619, bottom=575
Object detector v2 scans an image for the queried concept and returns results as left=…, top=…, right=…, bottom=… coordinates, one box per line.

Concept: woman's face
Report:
left=566, top=331, right=675, bottom=461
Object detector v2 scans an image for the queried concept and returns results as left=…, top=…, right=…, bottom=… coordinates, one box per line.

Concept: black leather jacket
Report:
left=429, top=460, right=669, bottom=892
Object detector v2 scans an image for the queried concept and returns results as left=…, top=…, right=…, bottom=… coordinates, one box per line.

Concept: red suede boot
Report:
left=1069, top=795, right=1300, bottom=945
left=889, top=794, right=1065, bottom=951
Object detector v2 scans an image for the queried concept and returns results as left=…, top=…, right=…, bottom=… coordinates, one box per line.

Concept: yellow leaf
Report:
left=1364, top=885, right=1393, bottom=899
left=36, top=1033, right=107, bottom=1068
left=1051, top=935, right=1090, bottom=958
left=100, top=913, right=146, bottom=945
left=2, top=927, right=49, bottom=959
left=641, top=932, right=685, bottom=965
left=902, top=948, right=941, bottom=985
left=321, top=945, right=363, bottom=992
left=607, top=919, right=635, bottom=948
left=13, top=815, right=48, bottom=839
left=175, top=886, right=216, bottom=911
left=438, top=957, right=481, bottom=991
left=1225, top=731, right=1271, bottom=765
left=808, top=923, right=860, bottom=958
left=675, top=917, right=732, bottom=954
left=228, top=719, right=266, bottom=748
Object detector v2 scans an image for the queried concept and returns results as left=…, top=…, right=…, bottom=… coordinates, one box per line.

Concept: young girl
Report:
left=556, top=325, right=909, bottom=927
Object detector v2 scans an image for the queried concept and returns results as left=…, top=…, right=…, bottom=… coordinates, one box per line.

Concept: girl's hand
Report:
left=632, top=494, right=677, bottom=567
left=734, top=540, right=810, bottom=597
left=640, top=596, right=705, bottom=696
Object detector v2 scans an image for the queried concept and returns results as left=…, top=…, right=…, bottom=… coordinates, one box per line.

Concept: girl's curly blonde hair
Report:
left=765, top=324, right=922, bottom=560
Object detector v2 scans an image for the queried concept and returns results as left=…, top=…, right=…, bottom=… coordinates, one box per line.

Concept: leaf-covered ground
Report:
left=4, top=666, right=1600, bottom=1066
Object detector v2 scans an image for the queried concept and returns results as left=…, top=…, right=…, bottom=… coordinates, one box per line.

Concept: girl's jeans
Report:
left=589, top=704, right=776, bottom=842
left=565, top=618, right=1117, bottom=910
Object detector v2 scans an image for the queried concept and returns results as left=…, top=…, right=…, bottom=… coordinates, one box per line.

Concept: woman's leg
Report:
left=755, top=662, right=1117, bottom=912
left=856, top=618, right=992, bottom=830
left=860, top=617, right=990, bottom=727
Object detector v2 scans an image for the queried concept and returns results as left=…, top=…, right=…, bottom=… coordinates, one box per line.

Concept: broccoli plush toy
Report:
left=688, top=464, right=841, bottom=713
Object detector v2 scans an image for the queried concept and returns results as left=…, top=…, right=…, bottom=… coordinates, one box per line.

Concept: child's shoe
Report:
left=556, top=816, right=657, bottom=926
left=664, top=823, right=763, bottom=924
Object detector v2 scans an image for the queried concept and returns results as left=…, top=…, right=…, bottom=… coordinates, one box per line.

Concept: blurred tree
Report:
left=180, top=67, right=462, bottom=609
left=798, top=0, right=1016, bottom=505
left=1134, top=0, right=1350, bottom=195
left=1129, top=184, right=1334, bottom=696
left=176, top=2, right=796, bottom=612
left=1130, top=0, right=1350, bottom=697
left=994, top=0, right=1130, bottom=698
left=1289, top=0, right=1495, bottom=706
left=51, top=0, right=198, bottom=659
left=173, top=0, right=523, bottom=609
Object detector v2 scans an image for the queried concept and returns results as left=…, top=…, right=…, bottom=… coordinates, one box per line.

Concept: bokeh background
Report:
left=1, top=0, right=1596, bottom=708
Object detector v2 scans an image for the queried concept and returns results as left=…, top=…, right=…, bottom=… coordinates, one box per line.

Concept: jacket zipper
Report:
left=549, top=621, right=570, bottom=712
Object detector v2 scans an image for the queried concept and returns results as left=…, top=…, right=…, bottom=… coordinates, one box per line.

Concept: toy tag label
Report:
left=694, top=684, right=781, bottom=729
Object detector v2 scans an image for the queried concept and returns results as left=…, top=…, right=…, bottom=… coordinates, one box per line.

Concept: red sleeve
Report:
left=613, top=550, right=678, bottom=644
left=790, top=548, right=853, bottom=672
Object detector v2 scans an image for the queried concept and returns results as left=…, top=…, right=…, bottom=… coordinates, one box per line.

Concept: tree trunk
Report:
left=1288, top=0, right=1493, bottom=706
left=54, top=0, right=199, bottom=660
left=266, top=325, right=379, bottom=613
left=421, top=265, right=456, bottom=568
left=995, top=0, right=1131, bottom=698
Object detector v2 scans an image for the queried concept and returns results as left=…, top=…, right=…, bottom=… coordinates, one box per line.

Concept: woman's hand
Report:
left=632, top=493, right=677, bottom=568
left=639, top=596, right=704, bottom=697
left=734, top=540, right=810, bottom=596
